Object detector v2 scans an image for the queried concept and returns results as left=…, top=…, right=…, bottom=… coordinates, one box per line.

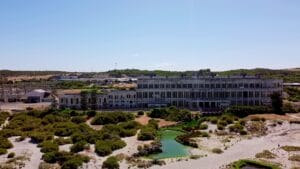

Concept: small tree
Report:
left=102, top=156, right=119, bottom=169
left=270, top=92, right=283, bottom=115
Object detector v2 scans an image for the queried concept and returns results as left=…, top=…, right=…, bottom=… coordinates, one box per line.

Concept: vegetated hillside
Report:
left=107, top=69, right=212, bottom=77
left=217, top=68, right=300, bottom=82
left=107, top=68, right=300, bottom=82
left=0, top=70, right=65, bottom=77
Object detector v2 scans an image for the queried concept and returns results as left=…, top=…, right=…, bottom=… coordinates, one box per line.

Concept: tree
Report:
left=270, top=92, right=283, bottom=115
left=80, top=91, right=88, bottom=110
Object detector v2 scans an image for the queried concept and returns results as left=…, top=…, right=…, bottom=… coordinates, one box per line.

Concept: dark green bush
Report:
left=71, top=116, right=86, bottom=124
left=0, top=148, right=7, bottom=155
left=91, top=112, right=134, bottom=125
left=137, top=111, right=144, bottom=116
left=95, top=141, right=112, bottom=156
left=30, top=132, right=53, bottom=143
left=70, top=141, right=88, bottom=153
left=87, top=110, right=96, bottom=117
left=7, top=152, right=15, bottom=158
left=0, top=137, right=13, bottom=149
left=39, top=141, right=59, bottom=153
left=54, top=138, right=72, bottom=145
left=102, top=156, right=119, bottom=169
left=149, top=107, right=192, bottom=122
left=224, top=106, right=271, bottom=118
left=42, top=151, right=57, bottom=163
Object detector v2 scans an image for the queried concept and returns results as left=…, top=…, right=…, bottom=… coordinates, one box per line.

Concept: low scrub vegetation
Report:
left=91, top=111, right=134, bottom=125
left=285, top=87, right=300, bottom=102
left=288, top=155, right=300, bottom=162
left=281, top=145, right=300, bottom=152
left=255, top=150, right=276, bottom=159
left=224, top=106, right=271, bottom=118
left=231, top=159, right=281, bottom=169
left=42, top=151, right=90, bottom=169
left=148, top=106, right=192, bottom=122
left=134, top=142, right=162, bottom=157
left=102, top=156, right=119, bottom=169
left=138, top=120, right=158, bottom=141
left=0, top=112, right=10, bottom=125
left=212, top=148, right=223, bottom=154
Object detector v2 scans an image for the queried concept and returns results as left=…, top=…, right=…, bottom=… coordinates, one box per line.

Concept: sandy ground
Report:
left=0, top=137, right=43, bottom=169
left=151, top=121, right=300, bottom=169
left=0, top=102, right=51, bottom=112
left=246, top=113, right=300, bottom=121
left=86, top=118, right=103, bottom=130
left=135, top=115, right=177, bottom=127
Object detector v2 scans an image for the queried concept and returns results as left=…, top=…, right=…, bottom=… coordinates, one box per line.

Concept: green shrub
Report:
left=70, top=141, right=88, bottom=153
left=87, top=110, right=96, bottom=117
left=95, top=141, right=112, bottom=156
left=224, top=106, right=271, bottom=118
left=138, top=128, right=156, bottom=141
left=0, top=112, right=10, bottom=125
left=201, top=132, right=210, bottom=137
left=71, top=133, right=85, bottom=143
left=42, top=151, right=57, bottom=163
left=30, top=132, right=53, bottom=143
left=255, top=150, right=276, bottom=159
left=71, top=116, right=86, bottom=124
left=149, top=107, right=192, bottom=122
left=229, top=123, right=244, bottom=133
left=61, top=158, right=83, bottom=169
left=281, top=146, right=300, bottom=152
left=39, top=141, right=59, bottom=153
left=54, top=138, right=72, bottom=145
left=137, top=111, right=144, bottom=116
left=102, top=156, right=119, bottom=169
left=91, top=112, right=134, bottom=125
left=7, top=152, right=15, bottom=158
left=0, top=137, right=13, bottom=149
left=0, top=148, right=7, bottom=155
left=199, top=124, right=208, bottom=130
left=212, top=148, right=223, bottom=154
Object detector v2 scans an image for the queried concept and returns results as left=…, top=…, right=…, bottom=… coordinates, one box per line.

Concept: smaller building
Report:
left=58, top=89, right=137, bottom=109
left=25, top=89, right=50, bottom=103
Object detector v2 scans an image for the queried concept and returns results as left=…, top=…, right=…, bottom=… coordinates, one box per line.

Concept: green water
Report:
left=150, top=130, right=189, bottom=159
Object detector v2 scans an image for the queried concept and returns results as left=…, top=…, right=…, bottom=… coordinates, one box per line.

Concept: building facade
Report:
left=136, top=76, right=282, bottom=110
left=58, top=76, right=282, bottom=110
left=59, top=89, right=137, bottom=109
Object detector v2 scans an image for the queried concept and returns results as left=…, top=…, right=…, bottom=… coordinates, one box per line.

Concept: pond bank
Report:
left=149, top=130, right=189, bottom=159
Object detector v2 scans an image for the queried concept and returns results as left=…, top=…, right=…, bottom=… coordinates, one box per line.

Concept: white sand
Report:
left=0, top=137, right=43, bottom=169
left=151, top=121, right=300, bottom=169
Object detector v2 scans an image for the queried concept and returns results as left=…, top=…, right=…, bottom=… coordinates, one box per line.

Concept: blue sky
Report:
left=0, top=0, right=299, bottom=72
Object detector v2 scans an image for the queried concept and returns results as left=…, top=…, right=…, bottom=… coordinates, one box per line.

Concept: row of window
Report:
left=137, top=91, right=265, bottom=99
left=137, top=82, right=279, bottom=89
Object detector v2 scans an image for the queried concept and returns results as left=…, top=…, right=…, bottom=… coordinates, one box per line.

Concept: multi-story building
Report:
left=136, top=76, right=282, bottom=110
left=58, top=76, right=282, bottom=110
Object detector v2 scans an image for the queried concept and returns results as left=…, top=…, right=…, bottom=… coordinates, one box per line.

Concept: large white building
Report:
left=58, top=76, right=282, bottom=110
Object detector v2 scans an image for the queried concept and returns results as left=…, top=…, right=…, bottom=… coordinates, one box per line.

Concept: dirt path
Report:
left=135, top=115, right=177, bottom=127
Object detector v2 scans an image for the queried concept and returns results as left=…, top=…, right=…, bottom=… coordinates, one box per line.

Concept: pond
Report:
left=150, top=130, right=189, bottom=159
